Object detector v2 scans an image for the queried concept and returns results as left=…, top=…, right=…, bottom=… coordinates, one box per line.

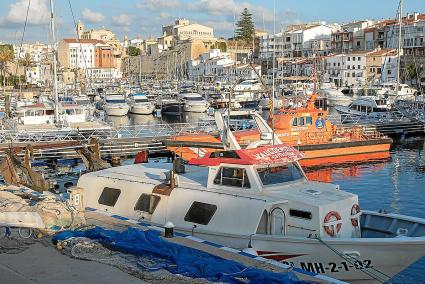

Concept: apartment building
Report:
left=188, top=49, right=260, bottom=82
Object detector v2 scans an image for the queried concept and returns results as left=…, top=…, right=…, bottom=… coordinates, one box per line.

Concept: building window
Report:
left=348, top=57, right=350, bottom=61
left=290, top=209, right=312, bottom=220
left=388, top=70, right=392, bottom=75
left=214, top=167, right=251, bottom=188
left=352, top=57, right=355, bottom=61
left=184, top=201, right=217, bottom=225
left=358, top=65, right=360, bottom=69
left=134, top=194, right=160, bottom=214
left=377, top=68, right=382, bottom=74
left=98, top=187, right=121, bottom=207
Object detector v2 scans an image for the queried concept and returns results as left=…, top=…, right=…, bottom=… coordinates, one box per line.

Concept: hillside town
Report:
left=1, top=11, right=423, bottom=90
left=2, top=1, right=425, bottom=284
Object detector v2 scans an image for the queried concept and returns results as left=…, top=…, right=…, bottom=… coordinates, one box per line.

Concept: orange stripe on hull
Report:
left=300, top=148, right=391, bottom=168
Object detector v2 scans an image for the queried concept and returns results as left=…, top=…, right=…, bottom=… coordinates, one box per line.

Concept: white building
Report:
left=58, top=39, right=100, bottom=69
left=25, top=64, right=51, bottom=86
left=324, top=51, right=369, bottom=86
left=260, top=23, right=337, bottom=59
left=188, top=49, right=260, bottom=82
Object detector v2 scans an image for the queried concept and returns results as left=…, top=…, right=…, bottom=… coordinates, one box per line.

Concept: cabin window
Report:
left=306, top=116, right=312, bottom=125
left=184, top=201, right=217, bottom=225
left=298, top=117, right=305, bottom=126
left=257, top=164, right=303, bottom=185
left=134, top=194, right=160, bottom=214
left=98, top=187, right=121, bottom=207
left=290, top=209, right=312, bottom=220
left=214, top=167, right=251, bottom=188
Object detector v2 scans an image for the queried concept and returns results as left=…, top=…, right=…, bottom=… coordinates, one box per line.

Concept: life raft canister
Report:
left=323, top=211, right=342, bottom=237
left=350, top=204, right=361, bottom=227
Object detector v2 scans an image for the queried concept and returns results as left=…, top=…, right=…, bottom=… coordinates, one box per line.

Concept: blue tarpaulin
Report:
left=53, top=227, right=306, bottom=284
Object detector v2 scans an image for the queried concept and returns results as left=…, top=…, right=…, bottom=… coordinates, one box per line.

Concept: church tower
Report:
left=76, top=20, right=84, bottom=39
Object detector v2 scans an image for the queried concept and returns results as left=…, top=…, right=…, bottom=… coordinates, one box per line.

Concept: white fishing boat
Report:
left=77, top=112, right=425, bottom=283
left=178, top=93, right=209, bottom=113
left=129, top=93, right=155, bottom=115
left=103, top=94, right=129, bottom=117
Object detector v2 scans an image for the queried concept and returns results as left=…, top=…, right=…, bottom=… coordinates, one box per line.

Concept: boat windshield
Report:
left=185, top=96, right=204, bottom=101
left=106, top=99, right=126, bottom=104
left=257, top=163, right=303, bottom=185
left=135, top=98, right=149, bottom=103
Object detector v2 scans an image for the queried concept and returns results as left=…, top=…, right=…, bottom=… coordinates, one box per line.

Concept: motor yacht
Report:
left=103, top=94, right=129, bottom=117
left=334, top=96, right=398, bottom=122
left=129, top=93, right=155, bottom=115
left=178, top=93, right=209, bottom=113
left=233, top=79, right=263, bottom=107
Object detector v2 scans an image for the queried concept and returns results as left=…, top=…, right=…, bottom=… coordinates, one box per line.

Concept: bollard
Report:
left=164, top=221, right=174, bottom=238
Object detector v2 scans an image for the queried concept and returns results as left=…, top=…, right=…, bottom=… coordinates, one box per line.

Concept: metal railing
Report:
left=0, top=121, right=218, bottom=144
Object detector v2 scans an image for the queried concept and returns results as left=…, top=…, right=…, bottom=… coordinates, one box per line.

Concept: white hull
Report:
left=130, top=104, right=155, bottom=115
left=89, top=208, right=425, bottom=283
left=104, top=104, right=129, bottom=116
left=184, top=103, right=209, bottom=113
left=20, top=115, right=55, bottom=125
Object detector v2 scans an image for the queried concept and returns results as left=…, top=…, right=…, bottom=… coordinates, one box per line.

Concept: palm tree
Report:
left=0, top=45, right=14, bottom=92
left=20, top=52, right=34, bottom=85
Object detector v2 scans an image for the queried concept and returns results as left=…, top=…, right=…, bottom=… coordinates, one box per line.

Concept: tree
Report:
left=0, top=45, right=14, bottom=91
left=20, top=52, right=34, bottom=84
left=235, top=8, right=255, bottom=44
left=127, top=46, right=140, bottom=56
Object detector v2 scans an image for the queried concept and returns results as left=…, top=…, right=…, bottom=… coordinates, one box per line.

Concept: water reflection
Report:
left=107, top=115, right=130, bottom=127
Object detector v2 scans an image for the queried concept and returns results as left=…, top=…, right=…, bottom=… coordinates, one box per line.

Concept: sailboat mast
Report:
left=396, top=0, right=403, bottom=96
left=49, top=0, right=60, bottom=123
left=271, top=0, right=276, bottom=145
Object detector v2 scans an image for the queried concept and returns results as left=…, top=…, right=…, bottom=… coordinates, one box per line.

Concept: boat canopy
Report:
left=190, top=144, right=304, bottom=166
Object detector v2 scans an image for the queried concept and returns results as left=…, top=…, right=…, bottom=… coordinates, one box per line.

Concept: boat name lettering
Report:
left=282, top=260, right=373, bottom=274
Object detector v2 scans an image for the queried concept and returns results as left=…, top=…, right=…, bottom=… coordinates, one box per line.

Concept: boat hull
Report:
left=183, top=103, right=208, bottom=113
left=104, top=105, right=129, bottom=116
left=130, top=104, right=155, bottom=115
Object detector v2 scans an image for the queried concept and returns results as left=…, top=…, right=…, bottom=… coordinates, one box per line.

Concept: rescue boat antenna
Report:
left=49, top=0, right=60, bottom=124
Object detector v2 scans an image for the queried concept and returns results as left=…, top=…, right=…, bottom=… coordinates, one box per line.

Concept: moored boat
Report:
left=78, top=143, right=425, bottom=283
left=103, top=94, right=129, bottom=117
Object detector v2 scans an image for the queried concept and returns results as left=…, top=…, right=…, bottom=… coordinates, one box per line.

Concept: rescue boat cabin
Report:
left=235, top=94, right=335, bottom=146
left=79, top=144, right=360, bottom=239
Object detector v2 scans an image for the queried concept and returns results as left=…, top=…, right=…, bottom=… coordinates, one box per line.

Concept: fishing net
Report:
left=54, top=227, right=305, bottom=284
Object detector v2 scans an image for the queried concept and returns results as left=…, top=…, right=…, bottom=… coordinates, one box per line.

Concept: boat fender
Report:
left=323, top=211, right=342, bottom=237
left=351, top=204, right=361, bottom=227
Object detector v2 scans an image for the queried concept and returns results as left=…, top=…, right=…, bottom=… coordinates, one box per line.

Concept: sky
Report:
left=0, top=0, right=423, bottom=44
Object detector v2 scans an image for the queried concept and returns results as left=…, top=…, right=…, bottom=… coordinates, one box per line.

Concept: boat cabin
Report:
left=235, top=94, right=334, bottom=145
left=79, top=144, right=360, bottom=239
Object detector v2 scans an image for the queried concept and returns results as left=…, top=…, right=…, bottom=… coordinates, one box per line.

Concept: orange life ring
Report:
left=351, top=204, right=361, bottom=227
left=323, top=211, right=342, bottom=237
